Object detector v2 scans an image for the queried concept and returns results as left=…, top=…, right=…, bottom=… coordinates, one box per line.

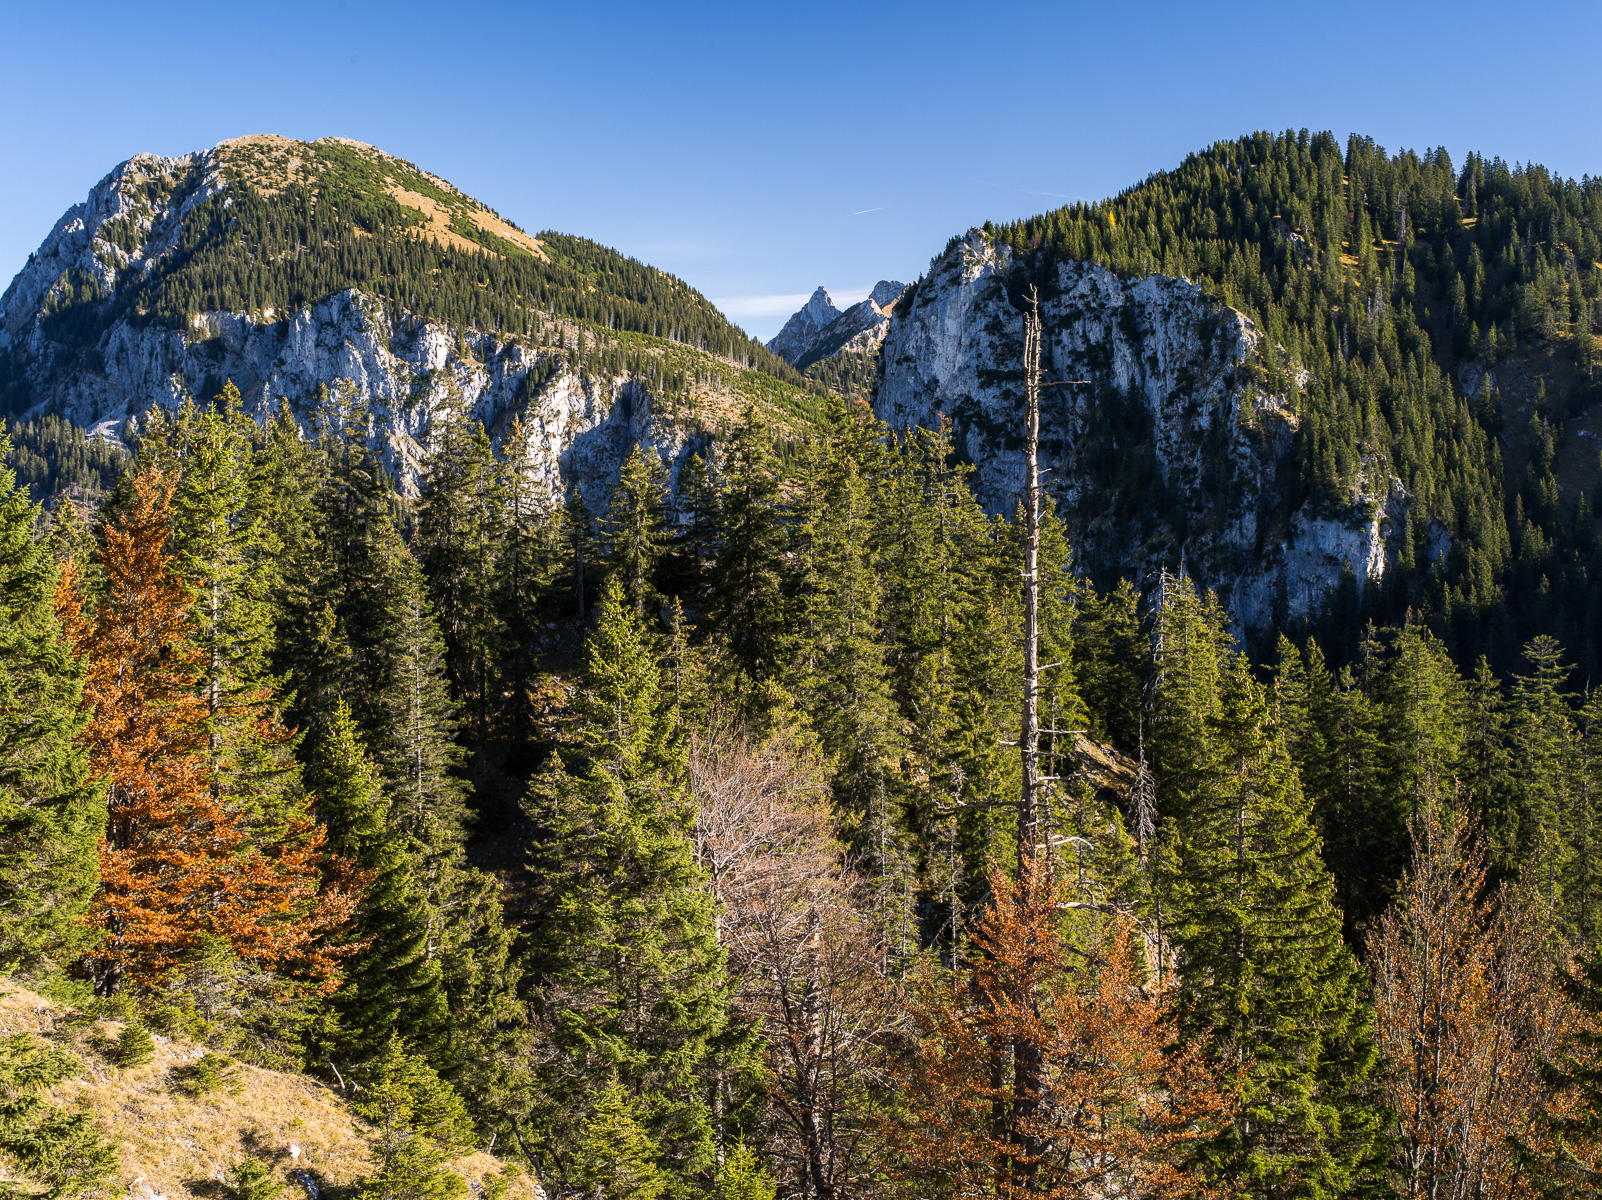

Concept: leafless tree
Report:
left=690, top=722, right=899, bottom=1200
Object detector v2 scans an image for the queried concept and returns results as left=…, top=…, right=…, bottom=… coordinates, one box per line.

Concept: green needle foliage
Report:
left=603, top=446, right=671, bottom=616
left=0, top=437, right=102, bottom=973
left=314, top=701, right=448, bottom=1064
left=568, top=1079, right=666, bottom=1200
left=1157, top=584, right=1386, bottom=1199
left=174, top=1052, right=243, bottom=1098
left=110, top=1024, right=153, bottom=1068
left=0, top=1034, right=117, bottom=1199
left=222, top=1157, right=284, bottom=1200
left=353, top=1034, right=475, bottom=1200
left=522, top=577, right=734, bottom=1193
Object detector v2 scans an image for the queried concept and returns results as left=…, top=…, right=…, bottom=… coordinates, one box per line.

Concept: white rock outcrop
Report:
left=1, top=151, right=711, bottom=505
left=876, top=230, right=1407, bottom=629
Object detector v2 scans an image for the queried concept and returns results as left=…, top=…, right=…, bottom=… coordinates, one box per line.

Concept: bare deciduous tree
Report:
left=690, top=723, right=897, bottom=1200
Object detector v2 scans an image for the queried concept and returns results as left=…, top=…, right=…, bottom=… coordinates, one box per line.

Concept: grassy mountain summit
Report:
left=4, top=133, right=815, bottom=424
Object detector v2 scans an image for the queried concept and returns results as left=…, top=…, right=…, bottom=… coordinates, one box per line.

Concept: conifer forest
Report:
left=11, top=127, right=1602, bottom=1200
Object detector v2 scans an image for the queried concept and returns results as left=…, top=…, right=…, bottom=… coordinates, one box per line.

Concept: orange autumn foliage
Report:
left=61, top=469, right=356, bottom=996
left=1368, top=803, right=1580, bottom=1200
left=883, top=857, right=1232, bottom=1200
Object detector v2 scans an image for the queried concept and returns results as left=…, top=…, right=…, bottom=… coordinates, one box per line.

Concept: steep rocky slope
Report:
left=877, top=231, right=1409, bottom=628
left=767, top=281, right=907, bottom=369
left=0, top=136, right=820, bottom=501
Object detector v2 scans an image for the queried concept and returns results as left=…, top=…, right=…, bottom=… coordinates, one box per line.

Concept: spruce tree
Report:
left=708, top=404, right=789, bottom=710
left=416, top=396, right=504, bottom=751
left=522, top=577, right=731, bottom=1191
left=1274, top=636, right=1390, bottom=935
left=352, top=1034, right=475, bottom=1200
left=604, top=446, right=670, bottom=615
left=0, top=1034, right=117, bottom=1196
left=792, top=400, right=906, bottom=932
left=1167, top=654, right=1387, bottom=1198
left=314, top=700, right=449, bottom=1064
left=0, top=436, right=102, bottom=969
left=569, top=1078, right=666, bottom=1200
left=1508, top=635, right=1580, bottom=918
left=169, top=385, right=299, bottom=827
left=493, top=415, right=558, bottom=758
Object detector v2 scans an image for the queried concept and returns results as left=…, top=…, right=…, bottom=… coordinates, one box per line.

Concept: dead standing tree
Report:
left=690, top=726, right=896, bottom=1200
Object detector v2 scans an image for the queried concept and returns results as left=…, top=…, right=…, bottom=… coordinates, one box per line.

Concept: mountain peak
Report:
left=767, top=281, right=908, bottom=370
left=768, top=286, right=843, bottom=364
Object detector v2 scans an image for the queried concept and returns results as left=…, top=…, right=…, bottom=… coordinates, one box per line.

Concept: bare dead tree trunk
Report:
left=1013, top=285, right=1046, bottom=1193
left=1020, top=286, right=1043, bottom=866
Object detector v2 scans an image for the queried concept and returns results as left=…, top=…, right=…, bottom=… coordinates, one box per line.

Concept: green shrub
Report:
left=173, top=1051, right=242, bottom=1097
left=222, top=1157, right=284, bottom=1199
left=144, top=999, right=200, bottom=1038
left=0, top=1034, right=117, bottom=1194
left=112, top=1023, right=155, bottom=1067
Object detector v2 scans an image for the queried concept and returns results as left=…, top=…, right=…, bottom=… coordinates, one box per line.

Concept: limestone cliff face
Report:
left=876, top=231, right=1408, bottom=628
left=0, top=148, right=716, bottom=504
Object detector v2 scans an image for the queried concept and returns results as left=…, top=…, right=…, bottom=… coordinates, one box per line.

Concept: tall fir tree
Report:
left=522, top=577, right=732, bottom=1193
left=169, top=384, right=299, bottom=827
left=314, top=700, right=449, bottom=1065
left=1507, top=636, right=1581, bottom=919
left=0, top=436, right=102, bottom=969
left=1166, top=652, right=1387, bottom=1198
left=604, top=447, right=671, bottom=616
left=416, top=394, right=504, bottom=752
left=708, top=404, right=790, bottom=714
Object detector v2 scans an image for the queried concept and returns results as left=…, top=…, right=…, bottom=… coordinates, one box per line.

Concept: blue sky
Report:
left=4, top=0, right=1601, bottom=340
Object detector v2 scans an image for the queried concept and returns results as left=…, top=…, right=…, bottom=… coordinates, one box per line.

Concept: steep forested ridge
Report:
left=990, top=130, right=1602, bottom=676
left=10, top=137, right=806, bottom=399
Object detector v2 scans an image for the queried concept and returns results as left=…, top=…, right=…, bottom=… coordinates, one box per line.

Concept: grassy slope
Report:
left=0, top=981, right=536, bottom=1199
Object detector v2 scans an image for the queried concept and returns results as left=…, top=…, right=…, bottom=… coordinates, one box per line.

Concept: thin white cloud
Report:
left=712, top=293, right=816, bottom=318
left=973, top=178, right=1088, bottom=202
left=853, top=206, right=890, bottom=215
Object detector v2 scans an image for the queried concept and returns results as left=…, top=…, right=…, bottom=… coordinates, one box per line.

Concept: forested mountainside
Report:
left=0, top=134, right=822, bottom=499
left=880, top=130, right=1602, bottom=679
left=11, top=130, right=1602, bottom=1200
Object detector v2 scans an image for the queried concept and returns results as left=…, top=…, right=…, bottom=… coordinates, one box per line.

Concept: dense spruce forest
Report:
left=8, top=128, right=1602, bottom=1199
left=995, top=129, right=1602, bottom=679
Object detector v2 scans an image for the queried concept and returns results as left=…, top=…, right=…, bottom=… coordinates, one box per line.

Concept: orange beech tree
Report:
left=1368, top=801, right=1578, bottom=1200
left=882, top=857, right=1232, bottom=1200
left=62, top=469, right=356, bottom=999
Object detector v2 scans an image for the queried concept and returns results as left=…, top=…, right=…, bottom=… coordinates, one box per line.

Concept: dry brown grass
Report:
left=0, top=981, right=537, bottom=1199
left=386, top=186, right=545, bottom=260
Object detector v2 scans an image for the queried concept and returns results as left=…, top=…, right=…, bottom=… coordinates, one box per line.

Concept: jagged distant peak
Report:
left=802, top=286, right=839, bottom=321
left=767, top=286, right=843, bottom=365
left=769, top=280, right=910, bottom=370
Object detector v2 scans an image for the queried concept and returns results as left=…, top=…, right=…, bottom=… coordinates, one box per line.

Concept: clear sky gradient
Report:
left=4, top=0, right=1601, bottom=341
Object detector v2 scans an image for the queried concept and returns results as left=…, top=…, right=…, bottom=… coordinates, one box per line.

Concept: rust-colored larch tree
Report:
left=63, top=469, right=355, bottom=998
left=882, top=856, right=1232, bottom=1200
left=1368, top=801, right=1575, bottom=1200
